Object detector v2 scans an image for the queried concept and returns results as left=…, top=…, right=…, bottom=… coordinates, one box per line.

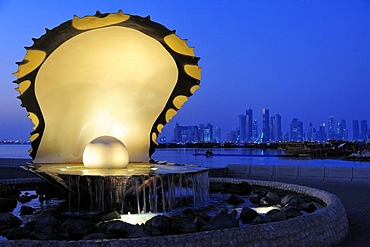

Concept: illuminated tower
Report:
left=353, top=120, right=359, bottom=141
left=328, top=116, right=335, bottom=140
left=246, top=108, right=253, bottom=142
left=262, top=108, right=270, bottom=142
left=238, top=114, right=246, bottom=143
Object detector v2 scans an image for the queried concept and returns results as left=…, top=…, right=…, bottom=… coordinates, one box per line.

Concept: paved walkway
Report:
left=1, top=167, right=370, bottom=246
left=260, top=177, right=370, bottom=247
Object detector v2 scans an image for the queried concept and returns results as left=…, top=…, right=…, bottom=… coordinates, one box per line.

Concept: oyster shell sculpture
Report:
left=14, top=11, right=201, bottom=167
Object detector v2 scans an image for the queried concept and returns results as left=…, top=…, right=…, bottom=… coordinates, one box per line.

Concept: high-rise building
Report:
left=328, top=116, right=335, bottom=140
left=174, top=123, right=199, bottom=143
left=262, top=108, right=270, bottom=142
left=307, top=122, right=314, bottom=142
left=226, top=130, right=237, bottom=143
left=246, top=108, right=253, bottom=142
left=203, top=123, right=213, bottom=142
left=198, top=124, right=204, bottom=142
left=252, top=119, right=258, bottom=142
left=353, top=120, right=359, bottom=141
left=360, top=120, right=368, bottom=141
left=271, top=114, right=282, bottom=142
left=336, top=119, right=347, bottom=140
left=215, top=127, right=221, bottom=143
left=290, top=118, right=303, bottom=142
left=317, top=123, right=327, bottom=142
left=238, top=114, right=246, bottom=144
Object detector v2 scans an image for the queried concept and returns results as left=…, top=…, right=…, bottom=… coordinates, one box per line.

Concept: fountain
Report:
left=6, top=11, right=349, bottom=246
left=14, top=11, right=208, bottom=214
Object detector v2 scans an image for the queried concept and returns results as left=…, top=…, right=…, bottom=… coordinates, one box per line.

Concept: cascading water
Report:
left=24, top=163, right=209, bottom=214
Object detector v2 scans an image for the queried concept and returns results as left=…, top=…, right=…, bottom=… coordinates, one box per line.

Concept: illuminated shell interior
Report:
left=14, top=11, right=201, bottom=164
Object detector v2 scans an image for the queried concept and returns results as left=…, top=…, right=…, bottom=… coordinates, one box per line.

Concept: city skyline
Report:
left=1, top=1, right=369, bottom=142
left=163, top=107, right=368, bottom=143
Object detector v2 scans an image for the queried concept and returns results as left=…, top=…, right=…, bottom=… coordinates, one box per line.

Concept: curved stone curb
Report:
left=0, top=178, right=348, bottom=247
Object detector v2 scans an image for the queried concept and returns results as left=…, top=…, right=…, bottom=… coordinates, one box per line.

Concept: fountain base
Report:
left=23, top=163, right=209, bottom=214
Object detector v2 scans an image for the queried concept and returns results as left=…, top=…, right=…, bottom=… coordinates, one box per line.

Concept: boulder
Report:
left=259, top=197, right=272, bottom=206
left=170, top=216, right=198, bottom=234
left=145, top=215, right=172, bottom=236
left=225, top=182, right=252, bottom=195
left=240, top=206, right=259, bottom=224
left=251, top=215, right=272, bottom=225
left=300, top=202, right=317, bottom=213
left=282, top=205, right=302, bottom=218
left=4, top=227, right=30, bottom=240
left=104, top=221, right=135, bottom=237
left=91, top=210, right=121, bottom=223
left=17, top=195, right=33, bottom=204
left=0, top=184, right=20, bottom=198
left=280, top=194, right=305, bottom=207
left=266, top=192, right=281, bottom=204
left=32, top=215, right=64, bottom=240
left=126, top=224, right=151, bottom=238
left=20, top=205, right=35, bottom=215
left=201, top=210, right=239, bottom=231
left=60, top=218, right=97, bottom=240
left=226, top=194, right=245, bottom=205
left=0, top=197, right=17, bottom=213
left=249, top=194, right=261, bottom=204
left=0, top=213, right=22, bottom=230
left=265, top=209, right=287, bottom=222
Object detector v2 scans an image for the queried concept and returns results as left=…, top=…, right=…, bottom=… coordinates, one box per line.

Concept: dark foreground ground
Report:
left=0, top=166, right=369, bottom=246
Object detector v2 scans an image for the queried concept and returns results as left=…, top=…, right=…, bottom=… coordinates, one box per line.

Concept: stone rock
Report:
left=20, top=205, right=35, bottom=215
left=126, top=224, right=151, bottom=238
left=225, top=182, right=252, bottom=195
left=0, top=213, right=22, bottom=230
left=240, top=206, right=259, bottom=224
left=300, top=202, right=317, bottom=213
left=105, top=221, right=135, bottom=237
left=182, top=208, right=211, bottom=222
left=194, top=216, right=208, bottom=228
left=280, top=194, right=305, bottom=207
left=230, top=210, right=238, bottom=218
left=17, top=195, right=33, bottom=203
left=249, top=194, right=261, bottom=204
left=0, top=197, right=17, bottom=213
left=265, top=209, right=287, bottom=222
left=201, top=210, right=239, bottom=231
left=253, top=187, right=268, bottom=197
left=32, top=215, right=64, bottom=240
left=251, top=215, right=272, bottom=225
left=0, top=184, right=20, bottom=198
left=170, top=216, right=198, bottom=234
left=226, top=194, right=245, bottom=205
left=60, top=218, right=97, bottom=240
left=259, top=197, right=272, bottom=206
left=91, top=210, right=121, bottom=223
left=282, top=205, right=302, bottom=218
left=145, top=215, right=172, bottom=236
left=266, top=192, right=281, bottom=204
left=4, top=227, right=29, bottom=240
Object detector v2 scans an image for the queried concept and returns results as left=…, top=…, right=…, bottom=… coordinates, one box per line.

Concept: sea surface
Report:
left=0, top=144, right=369, bottom=168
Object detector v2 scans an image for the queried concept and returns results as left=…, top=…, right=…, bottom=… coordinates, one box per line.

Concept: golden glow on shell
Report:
left=184, top=65, right=202, bottom=80
left=165, top=108, right=177, bottom=122
left=27, top=112, right=39, bottom=130
left=72, top=12, right=130, bottom=30
left=173, top=95, right=188, bottom=109
left=151, top=132, right=158, bottom=145
left=190, top=85, right=201, bottom=94
left=14, top=50, right=46, bottom=79
left=15, top=80, right=31, bottom=95
left=164, top=34, right=195, bottom=57
left=29, top=133, right=39, bottom=142
left=157, top=124, right=164, bottom=133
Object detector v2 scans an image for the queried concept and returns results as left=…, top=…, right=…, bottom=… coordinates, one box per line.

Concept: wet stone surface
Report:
left=0, top=181, right=324, bottom=241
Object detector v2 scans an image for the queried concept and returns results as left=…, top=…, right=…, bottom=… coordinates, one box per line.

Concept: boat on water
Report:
left=278, top=141, right=357, bottom=157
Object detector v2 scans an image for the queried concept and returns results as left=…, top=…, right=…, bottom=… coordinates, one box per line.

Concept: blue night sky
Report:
left=0, top=1, right=369, bottom=141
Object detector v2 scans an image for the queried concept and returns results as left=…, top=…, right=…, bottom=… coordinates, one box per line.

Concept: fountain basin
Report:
left=23, top=163, right=209, bottom=214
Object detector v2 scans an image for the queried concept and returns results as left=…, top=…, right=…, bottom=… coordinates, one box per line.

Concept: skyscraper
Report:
left=238, top=114, right=246, bottom=144
left=203, top=123, right=213, bottom=142
left=252, top=119, right=258, bottom=142
left=290, top=118, right=303, bottom=142
left=360, top=120, right=368, bottom=141
left=271, top=114, right=282, bottom=142
left=353, top=120, right=359, bottom=141
left=246, top=108, right=253, bottom=142
left=307, top=122, right=314, bottom=142
left=262, top=108, right=270, bottom=142
left=328, top=116, right=335, bottom=140
left=215, top=127, right=221, bottom=143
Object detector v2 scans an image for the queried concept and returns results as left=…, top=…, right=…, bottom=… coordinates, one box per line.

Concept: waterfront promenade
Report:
left=1, top=159, right=369, bottom=246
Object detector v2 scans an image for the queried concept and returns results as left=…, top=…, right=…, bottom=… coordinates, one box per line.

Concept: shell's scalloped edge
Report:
left=1, top=178, right=348, bottom=246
